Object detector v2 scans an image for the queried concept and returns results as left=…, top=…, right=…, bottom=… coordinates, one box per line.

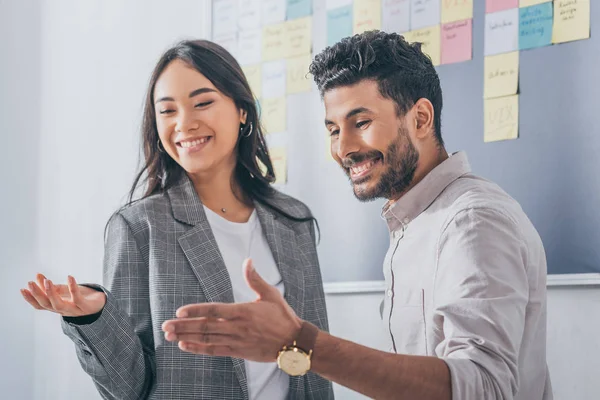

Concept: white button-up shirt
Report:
left=381, top=152, right=553, bottom=400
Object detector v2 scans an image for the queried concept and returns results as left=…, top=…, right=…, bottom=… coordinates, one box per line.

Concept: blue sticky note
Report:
left=519, top=2, right=553, bottom=50
left=287, top=0, right=312, bottom=20
left=327, top=6, right=353, bottom=47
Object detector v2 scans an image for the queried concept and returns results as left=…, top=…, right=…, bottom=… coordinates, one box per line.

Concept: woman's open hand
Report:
left=20, top=274, right=106, bottom=317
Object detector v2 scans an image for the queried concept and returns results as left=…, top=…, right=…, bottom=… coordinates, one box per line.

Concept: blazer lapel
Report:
left=168, top=175, right=249, bottom=400
left=254, top=202, right=306, bottom=321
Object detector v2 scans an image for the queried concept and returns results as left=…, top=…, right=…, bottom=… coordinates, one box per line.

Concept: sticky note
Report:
left=484, top=95, right=519, bottom=143
left=262, top=23, right=286, bottom=61
left=382, top=0, right=410, bottom=34
left=262, top=60, right=286, bottom=99
left=262, top=97, right=287, bottom=134
left=269, top=147, right=288, bottom=184
left=353, top=0, right=382, bottom=34
left=486, top=0, right=518, bottom=13
left=484, top=52, right=519, bottom=99
left=287, top=0, right=312, bottom=19
left=404, top=25, right=441, bottom=66
left=213, top=0, right=238, bottom=37
left=441, top=19, right=472, bottom=65
left=328, top=5, right=353, bottom=46
left=242, top=64, right=262, bottom=99
left=484, top=8, right=519, bottom=55
left=411, top=0, right=441, bottom=30
left=552, top=0, right=590, bottom=44
left=238, top=29, right=262, bottom=65
left=519, top=3, right=553, bottom=50
left=327, top=0, right=353, bottom=10
left=285, top=17, right=312, bottom=58
left=214, top=33, right=239, bottom=58
left=441, top=0, right=473, bottom=24
left=238, top=0, right=261, bottom=30
left=287, top=55, right=312, bottom=94
left=519, top=0, right=550, bottom=7
left=262, top=0, right=286, bottom=25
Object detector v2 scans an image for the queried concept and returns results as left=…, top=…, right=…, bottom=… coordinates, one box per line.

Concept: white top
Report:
left=203, top=206, right=289, bottom=400
left=381, top=152, right=553, bottom=400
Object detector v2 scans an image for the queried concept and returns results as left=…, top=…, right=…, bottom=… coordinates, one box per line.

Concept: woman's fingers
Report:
left=45, top=279, right=69, bottom=313
left=67, top=276, right=82, bottom=307
left=21, top=289, right=45, bottom=310
left=27, top=281, right=52, bottom=309
left=36, top=273, right=47, bottom=294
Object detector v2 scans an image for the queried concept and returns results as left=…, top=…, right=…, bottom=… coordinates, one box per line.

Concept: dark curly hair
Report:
left=309, top=30, right=444, bottom=146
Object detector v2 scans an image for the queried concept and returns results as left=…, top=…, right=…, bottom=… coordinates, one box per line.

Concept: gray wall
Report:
left=0, top=1, right=41, bottom=398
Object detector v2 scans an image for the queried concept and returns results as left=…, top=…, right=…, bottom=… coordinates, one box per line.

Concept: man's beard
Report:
left=342, top=126, right=419, bottom=202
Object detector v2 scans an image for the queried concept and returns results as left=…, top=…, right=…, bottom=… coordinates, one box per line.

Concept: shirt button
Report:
left=387, top=289, right=393, bottom=297
left=402, top=217, right=410, bottom=225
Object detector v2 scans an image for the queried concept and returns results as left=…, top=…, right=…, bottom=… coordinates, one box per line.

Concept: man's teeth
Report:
left=180, top=137, right=209, bottom=148
left=351, top=159, right=377, bottom=175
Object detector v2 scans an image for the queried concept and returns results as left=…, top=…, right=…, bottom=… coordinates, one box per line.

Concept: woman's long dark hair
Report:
left=126, top=39, right=318, bottom=234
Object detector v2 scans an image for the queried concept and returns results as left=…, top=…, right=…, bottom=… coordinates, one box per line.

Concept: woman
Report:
left=20, top=40, right=333, bottom=400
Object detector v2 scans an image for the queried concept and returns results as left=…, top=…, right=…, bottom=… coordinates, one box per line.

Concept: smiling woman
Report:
left=20, top=40, right=333, bottom=400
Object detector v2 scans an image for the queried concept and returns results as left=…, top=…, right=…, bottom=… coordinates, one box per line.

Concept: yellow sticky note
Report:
left=262, top=23, right=286, bottom=61
left=287, top=55, right=312, bottom=94
left=519, top=0, right=551, bottom=7
left=552, top=0, right=590, bottom=44
left=353, top=0, right=382, bottom=34
left=441, top=0, right=473, bottom=24
left=404, top=25, right=441, bottom=66
left=269, top=147, right=288, bottom=184
left=484, top=95, right=519, bottom=143
left=242, top=64, right=262, bottom=99
left=261, top=97, right=286, bottom=133
left=285, top=17, right=312, bottom=58
left=484, top=52, right=519, bottom=99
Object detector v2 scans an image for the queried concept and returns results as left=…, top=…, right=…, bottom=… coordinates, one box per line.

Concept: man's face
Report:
left=324, top=80, right=419, bottom=201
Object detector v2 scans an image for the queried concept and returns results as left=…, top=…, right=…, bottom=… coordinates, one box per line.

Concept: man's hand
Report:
left=162, top=258, right=302, bottom=362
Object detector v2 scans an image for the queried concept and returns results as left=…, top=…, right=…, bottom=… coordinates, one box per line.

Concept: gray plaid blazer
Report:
left=61, top=175, right=333, bottom=400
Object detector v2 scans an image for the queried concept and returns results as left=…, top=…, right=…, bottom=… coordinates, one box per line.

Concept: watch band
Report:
left=294, top=321, right=319, bottom=355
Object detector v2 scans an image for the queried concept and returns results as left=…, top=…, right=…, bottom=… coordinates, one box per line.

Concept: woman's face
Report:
left=153, top=59, right=245, bottom=178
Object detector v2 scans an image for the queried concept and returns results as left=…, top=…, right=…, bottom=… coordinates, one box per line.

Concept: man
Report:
left=162, top=31, right=553, bottom=399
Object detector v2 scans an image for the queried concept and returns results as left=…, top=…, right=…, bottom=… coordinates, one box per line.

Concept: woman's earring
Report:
left=241, top=122, right=253, bottom=138
left=157, top=139, right=165, bottom=153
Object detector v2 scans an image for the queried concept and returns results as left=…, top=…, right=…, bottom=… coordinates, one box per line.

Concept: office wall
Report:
left=0, top=1, right=41, bottom=399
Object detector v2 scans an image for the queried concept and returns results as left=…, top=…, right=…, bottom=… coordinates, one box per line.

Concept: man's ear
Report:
left=413, top=98, right=434, bottom=139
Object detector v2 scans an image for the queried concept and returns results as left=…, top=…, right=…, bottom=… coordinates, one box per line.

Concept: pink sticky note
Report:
left=441, top=19, right=472, bottom=65
left=486, top=0, right=518, bottom=13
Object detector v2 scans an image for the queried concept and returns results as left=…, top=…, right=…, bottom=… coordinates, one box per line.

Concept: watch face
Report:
left=277, top=349, right=310, bottom=376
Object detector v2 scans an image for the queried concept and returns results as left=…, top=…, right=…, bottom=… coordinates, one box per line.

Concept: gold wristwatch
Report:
left=276, top=321, right=319, bottom=376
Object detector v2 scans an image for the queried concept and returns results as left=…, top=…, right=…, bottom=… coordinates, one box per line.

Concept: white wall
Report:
left=0, top=1, right=41, bottom=399
left=3, top=1, right=599, bottom=399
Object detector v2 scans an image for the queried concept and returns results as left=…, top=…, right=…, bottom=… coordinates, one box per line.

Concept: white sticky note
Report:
left=262, top=60, right=287, bottom=99
left=484, top=8, right=519, bottom=56
left=262, top=0, right=286, bottom=25
left=213, top=0, right=238, bottom=38
left=237, top=29, right=262, bottom=66
left=411, top=0, right=441, bottom=30
left=213, top=33, right=239, bottom=58
left=238, top=0, right=261, bottom=30
left=383, top=0, right=410, bottom=33
left=327, top=0, right=354, bottom=10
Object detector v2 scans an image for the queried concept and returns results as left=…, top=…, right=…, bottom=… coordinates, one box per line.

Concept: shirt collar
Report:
left=381, top=151, right=471, bottom=232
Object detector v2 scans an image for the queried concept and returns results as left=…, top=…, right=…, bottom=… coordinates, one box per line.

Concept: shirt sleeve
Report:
left=433, top=207, right=529, bottom=400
